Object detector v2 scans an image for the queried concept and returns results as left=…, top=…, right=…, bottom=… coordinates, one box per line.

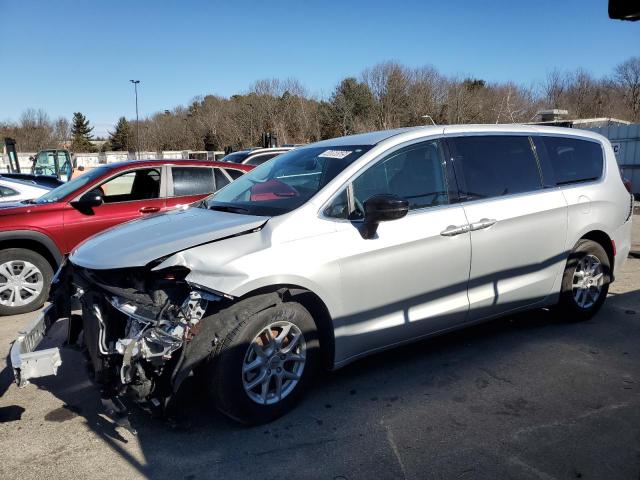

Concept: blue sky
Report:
left=1, top=0, right=638, bottom=136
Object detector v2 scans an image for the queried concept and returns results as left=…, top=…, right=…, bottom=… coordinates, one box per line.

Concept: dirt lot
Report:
left=0, top=221, right=639, bottom=480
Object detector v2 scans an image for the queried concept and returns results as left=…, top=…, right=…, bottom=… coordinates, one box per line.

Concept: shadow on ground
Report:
left=8, top=288, right=640, bottom=479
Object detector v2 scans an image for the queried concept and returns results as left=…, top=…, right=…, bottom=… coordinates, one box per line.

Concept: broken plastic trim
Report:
left=186, top=282, right=234, bottom=301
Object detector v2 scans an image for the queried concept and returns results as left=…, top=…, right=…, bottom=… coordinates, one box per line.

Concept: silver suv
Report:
left=12, top=125, right=633, bottom=425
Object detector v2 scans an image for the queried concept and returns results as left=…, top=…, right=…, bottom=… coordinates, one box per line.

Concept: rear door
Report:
left=62, top=166, right=166, bottom=251
left=447, top=134, right=568, bottom=319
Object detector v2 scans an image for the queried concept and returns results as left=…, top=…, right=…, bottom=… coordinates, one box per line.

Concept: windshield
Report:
left=222, top=151, right=251, bottom=163
left=33, top=167, right=109, bottom=204
left=205, top=145, right=372, bottom=216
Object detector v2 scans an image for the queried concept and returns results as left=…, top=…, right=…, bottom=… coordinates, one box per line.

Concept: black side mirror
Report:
left=71, top=189, right=103, bottom=211
left=361, top=194, right=409, bottom=239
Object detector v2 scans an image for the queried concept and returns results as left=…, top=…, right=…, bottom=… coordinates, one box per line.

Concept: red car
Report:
left=0, top=159, right=252, bottom=315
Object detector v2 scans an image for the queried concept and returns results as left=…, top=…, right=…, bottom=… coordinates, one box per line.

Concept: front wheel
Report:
left=204, top=301, right=319, bottom=424
left=556, top=239, right=610, bottom=321
left=0, top=248, right=53, bottom=316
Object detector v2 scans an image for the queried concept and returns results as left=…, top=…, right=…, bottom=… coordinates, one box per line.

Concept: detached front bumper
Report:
left=10, top=304, right=62, bottom=388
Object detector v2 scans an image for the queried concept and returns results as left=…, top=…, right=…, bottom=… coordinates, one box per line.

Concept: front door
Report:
left=323, top=139, right=472, bottom=364
left=447, top=134, right=568, bottom=320
left=62, top=167, right=166, bottom=251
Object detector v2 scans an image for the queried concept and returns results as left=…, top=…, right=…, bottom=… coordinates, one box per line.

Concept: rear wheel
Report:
left=0, top=248, right=53, bottom=316
left=556, top=240, right=610, bottom=321
left=204, top=301, right=319, bottom=424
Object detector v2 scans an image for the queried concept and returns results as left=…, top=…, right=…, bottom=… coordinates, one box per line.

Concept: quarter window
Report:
left=325, top=140, right=449, bottom=219
left=172, top=167, right=214, bottom=196
left=449, top=135, right=541, bottom=200
left=0, top=186, right=18, bottom=197
left=214, top=168, right=230, bottom=191
left=540, top=137, right=603, bottom=185
left=224, top=168, right=244, bottom=180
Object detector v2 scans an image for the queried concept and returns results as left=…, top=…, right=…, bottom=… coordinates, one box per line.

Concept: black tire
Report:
left=0, top=248, right=53, bottom=316
left=204, top=301, right=319, bottom=425
left=556, top=239, right=610, bottom=322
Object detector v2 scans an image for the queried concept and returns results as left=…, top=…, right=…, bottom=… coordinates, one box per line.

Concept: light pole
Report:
left=130, top=80, right=140, bottom=159
left=421, top=114, right=436, bottom=126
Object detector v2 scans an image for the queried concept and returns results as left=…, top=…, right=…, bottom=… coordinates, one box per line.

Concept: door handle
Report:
left=139, top=206, right=160, bottom=214
left=440, top=224, right=470, bottom=236
left=469, top=218, right=497, bottom=231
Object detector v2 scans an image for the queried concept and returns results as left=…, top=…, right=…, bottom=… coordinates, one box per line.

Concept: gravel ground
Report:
left=0, top=219, right=638, bottom=480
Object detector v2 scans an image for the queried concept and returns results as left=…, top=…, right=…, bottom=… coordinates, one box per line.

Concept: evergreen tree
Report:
left=108, top=117, right=131, bottom=151
left=70, top=112, right=95, bottom=152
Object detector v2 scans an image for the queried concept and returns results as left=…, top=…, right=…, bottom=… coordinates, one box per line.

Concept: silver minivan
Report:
left=12, top=125, right=634, bottom=425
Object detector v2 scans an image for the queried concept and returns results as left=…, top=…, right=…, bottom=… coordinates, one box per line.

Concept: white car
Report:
left=222, top=147, right=293, bottom=166
left=0, top=177, right=50, bottom=203
left=12, top=125, right=633, bottom=426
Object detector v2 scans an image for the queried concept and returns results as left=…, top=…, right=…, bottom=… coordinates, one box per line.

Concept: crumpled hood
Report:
left=70, top=206, right=269, bottom=270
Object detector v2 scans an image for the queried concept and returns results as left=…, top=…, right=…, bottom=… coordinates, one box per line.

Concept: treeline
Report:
left=3, top=57, right=639, bottom=153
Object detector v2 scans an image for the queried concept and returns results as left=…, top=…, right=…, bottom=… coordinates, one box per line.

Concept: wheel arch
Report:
left=578, top=230, right=615, bottom=277
left=0, top=230, right=62, bottom=270
left=238, top=284, right=336, bottom=370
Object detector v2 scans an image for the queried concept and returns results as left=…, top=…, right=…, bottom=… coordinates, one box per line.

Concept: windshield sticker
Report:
left=318, top=150, right=352, bottom=159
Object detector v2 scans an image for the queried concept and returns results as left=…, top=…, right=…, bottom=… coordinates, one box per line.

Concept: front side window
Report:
left=33, top=151, right=56, bottom=175
left=206, top=145, right=372, bottom=216
left=172, top=167, right=214, bottom=196
left=541, top=136, right=603, bottom=185
left=449, top=135, right=542, bottom=200
left=100, top=168, right=161, bottom=203
left=325, top=140, right=449, bottom=220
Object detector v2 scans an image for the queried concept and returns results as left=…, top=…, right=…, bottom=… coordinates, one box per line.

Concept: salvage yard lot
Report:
left=0, top=220, right=639, bottom=480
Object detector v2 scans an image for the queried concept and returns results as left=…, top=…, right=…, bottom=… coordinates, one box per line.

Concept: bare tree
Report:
left=615, top=56, right=640, bottom=121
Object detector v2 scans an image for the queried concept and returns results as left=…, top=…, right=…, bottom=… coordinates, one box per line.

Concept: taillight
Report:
left=623, top=177, right=632, bottom=193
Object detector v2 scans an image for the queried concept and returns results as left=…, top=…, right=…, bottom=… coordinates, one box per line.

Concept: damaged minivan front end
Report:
left=11, top=206, right=275, bottom=427
left=64, top=261, right=227, bottom=413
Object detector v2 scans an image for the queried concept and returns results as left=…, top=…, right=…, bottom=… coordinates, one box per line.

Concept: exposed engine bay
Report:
left=52, top=260, right=229, bottom=422
left=49, top=257, right=287, bottom=431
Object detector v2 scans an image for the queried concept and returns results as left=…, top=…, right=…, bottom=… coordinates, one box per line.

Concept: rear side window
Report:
left=172, top=167, right=214, bottom=196
left=449, top=135, right=541, bottom=200
left=540, top=137, right=603, bottom=185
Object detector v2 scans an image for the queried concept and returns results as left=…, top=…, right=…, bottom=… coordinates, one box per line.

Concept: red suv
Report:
left=0, top=159, right=252, bottom=315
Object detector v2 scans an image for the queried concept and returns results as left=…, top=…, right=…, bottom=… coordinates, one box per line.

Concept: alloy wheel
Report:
left=572, top=254, right=604, bottom=309
left=0, top=260, right=44, bottom=307
left=242, top=321, right=307, bottom=405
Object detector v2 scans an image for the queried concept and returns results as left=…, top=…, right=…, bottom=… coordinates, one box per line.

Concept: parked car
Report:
left=12, top=125, right=633, bottom=427
left=0, top=159, right=252, bottom=315
left=222, top=147, right=293, bottom=166
left=0, top=177, right=50, bottom=203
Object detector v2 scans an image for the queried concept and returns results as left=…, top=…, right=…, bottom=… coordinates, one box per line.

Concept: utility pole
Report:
left=130, top=80, right=141, bottom=159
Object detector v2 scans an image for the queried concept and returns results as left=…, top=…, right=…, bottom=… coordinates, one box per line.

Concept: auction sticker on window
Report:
left=318, top=150, right=352, bottom=159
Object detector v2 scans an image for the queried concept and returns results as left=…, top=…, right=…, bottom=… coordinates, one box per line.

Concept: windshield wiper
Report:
left=208, top=204, right=250, bottom=214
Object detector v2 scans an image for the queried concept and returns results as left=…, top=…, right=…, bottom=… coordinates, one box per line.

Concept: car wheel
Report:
left=557, top=239, right=610, bottom=321
left=204, top=301, right=319, bottom=424
left=0, top=248, right=53, bottom=316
